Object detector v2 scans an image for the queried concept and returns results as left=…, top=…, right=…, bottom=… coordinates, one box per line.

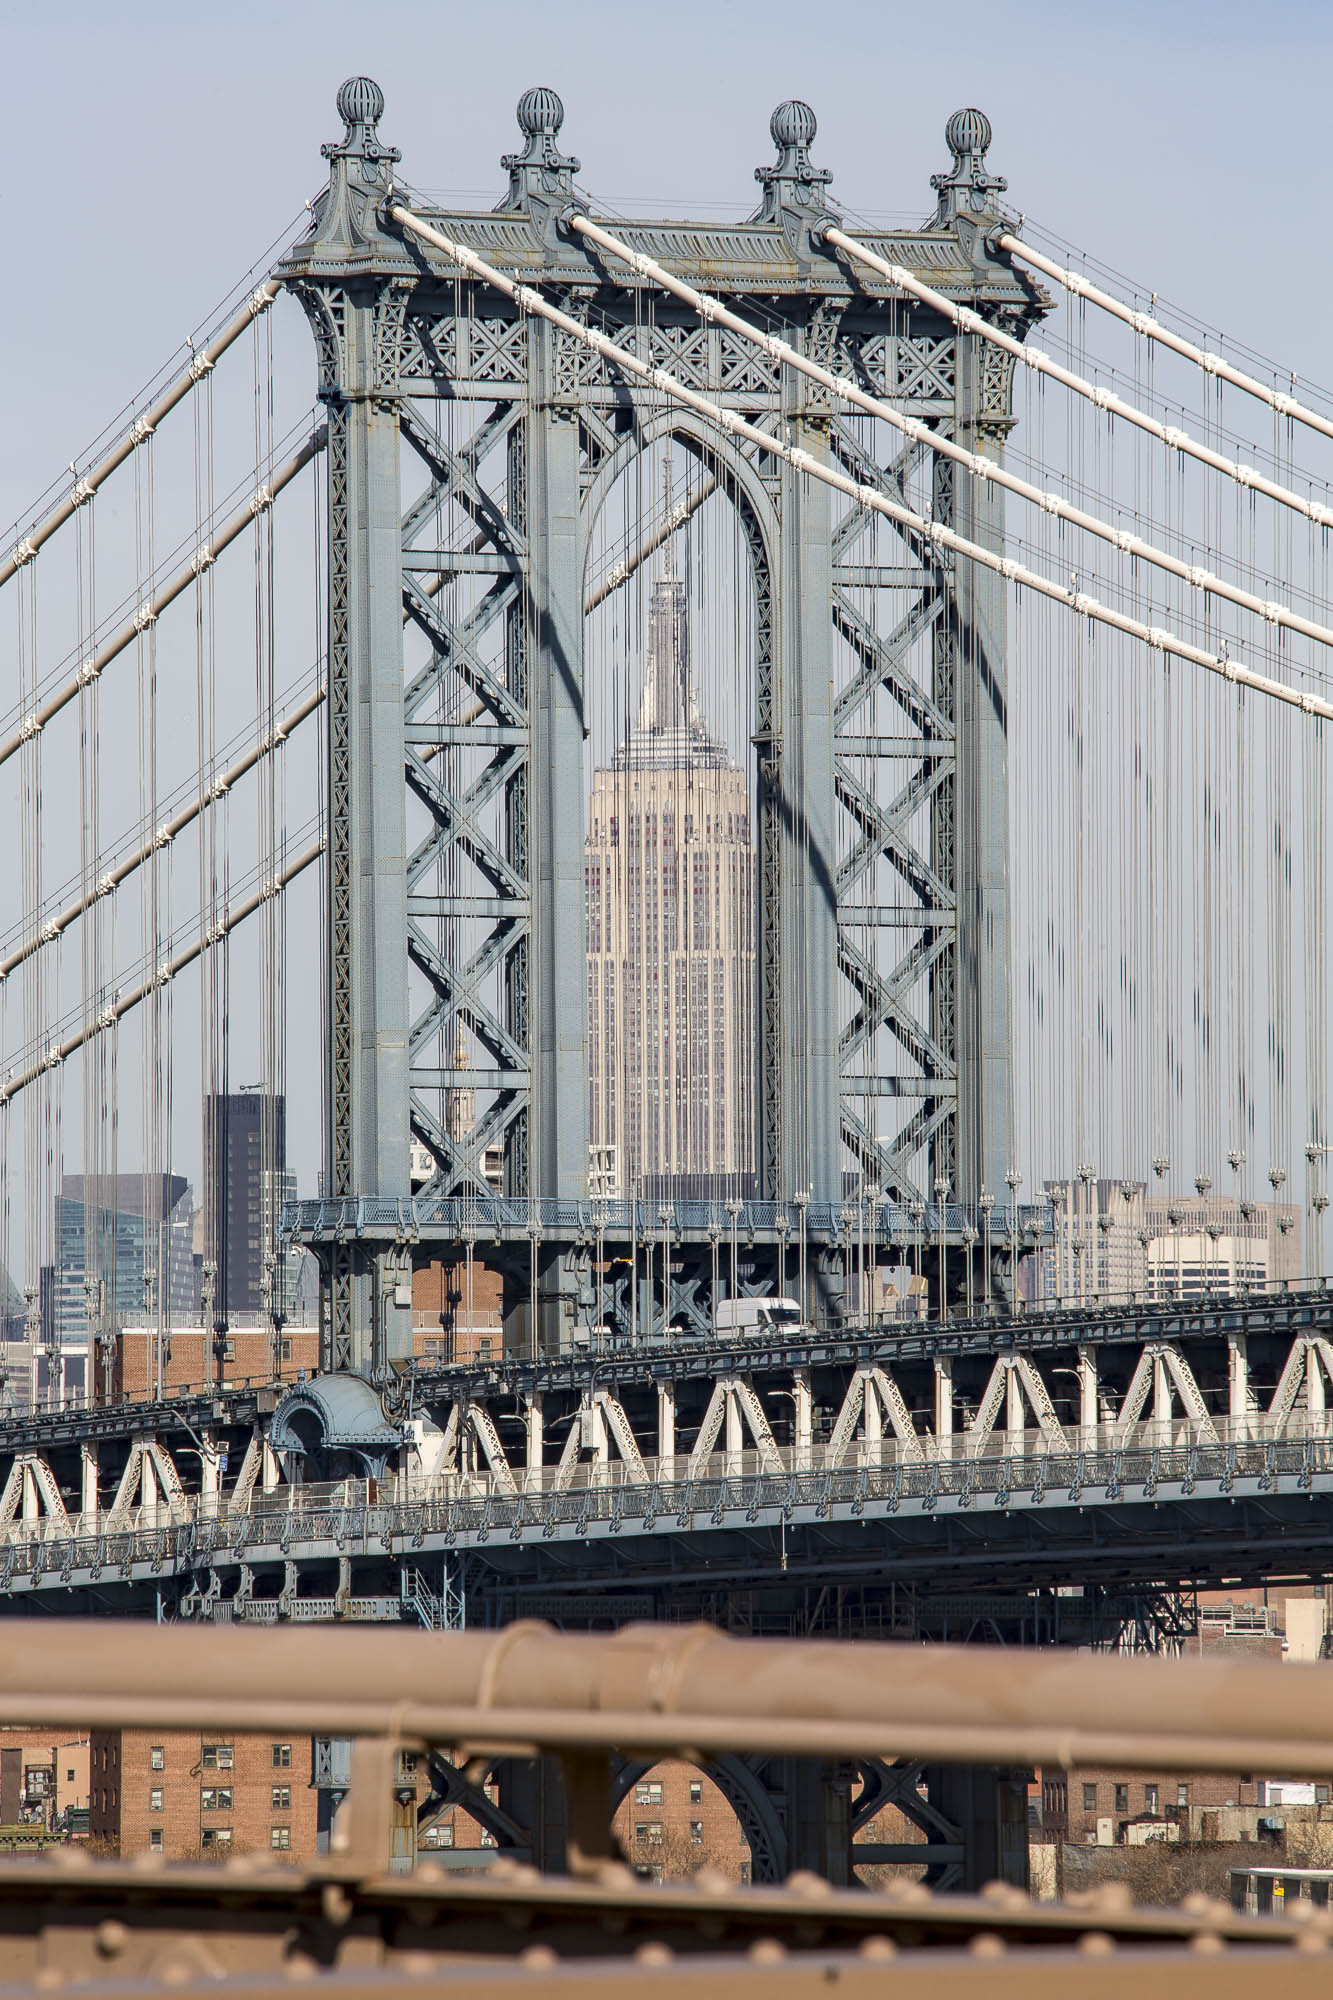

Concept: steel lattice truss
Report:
left=278, top=81, right=1044, bottom=1367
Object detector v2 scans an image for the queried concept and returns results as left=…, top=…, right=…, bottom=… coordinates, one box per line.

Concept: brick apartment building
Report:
left=1040, top=1586, right=1332, bottom=1853
left=412, top=1259, right=502, bottom=1366
left=611, top=1762, right=750, bottom=1881
left=111, top=1329, right=321, bottom=1402
left=89, top=1730, right=317, bottom=1860
left=0, top=1729, right=89, bottom=1831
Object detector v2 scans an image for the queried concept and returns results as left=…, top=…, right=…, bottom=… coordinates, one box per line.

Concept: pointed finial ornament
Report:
left=932, top=107, right=1006, bottom=222
left=753, top=100, right=838, bottom=234
left=498, top=86, right=580, bottom=213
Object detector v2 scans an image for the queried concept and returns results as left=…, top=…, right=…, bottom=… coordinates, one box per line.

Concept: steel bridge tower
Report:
left=281, top=82, right=1042, bottom=1372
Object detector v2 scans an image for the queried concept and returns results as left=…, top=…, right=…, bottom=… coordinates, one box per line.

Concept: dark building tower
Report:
left=204, top=1093, right=288, bottom=1322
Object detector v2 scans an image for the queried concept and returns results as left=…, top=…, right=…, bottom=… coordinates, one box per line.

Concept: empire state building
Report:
left=585, top=556, right=756, bottom=1199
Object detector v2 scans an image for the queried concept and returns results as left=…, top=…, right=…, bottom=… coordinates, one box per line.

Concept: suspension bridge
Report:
left=0, top=78, right=1332, bottom=1637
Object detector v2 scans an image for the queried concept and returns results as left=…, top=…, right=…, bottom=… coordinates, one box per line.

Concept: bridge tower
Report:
left=282, top=82, right=1040, bottom=1371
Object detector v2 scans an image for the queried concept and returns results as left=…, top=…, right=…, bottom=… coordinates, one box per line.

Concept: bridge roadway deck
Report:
left=0, top=1285, right=1330, bottom=1618
left=1, top=1425, right=1332, bottom=1615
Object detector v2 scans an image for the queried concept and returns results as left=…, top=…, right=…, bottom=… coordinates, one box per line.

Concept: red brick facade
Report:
left=88, top=1729, right=317, bottom=1861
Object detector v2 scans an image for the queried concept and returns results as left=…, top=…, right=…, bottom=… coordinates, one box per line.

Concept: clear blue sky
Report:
left=3, top=0, right=1330, bottom=519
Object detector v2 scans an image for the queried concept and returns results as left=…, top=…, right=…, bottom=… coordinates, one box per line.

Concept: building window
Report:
left=690, top=1821, right=704, bottom=1844
left=635, top=1822, right=664, bottom=1847
left=202, top=1744, right=234, bottom=1771
left=1115, top=1784, right=1129, bottom=1813
left=200, top=1828, right=232, bottom=1849
left=66, top=1770, right=74, bottom=1783
left=200, top=1788, right=233, bottom=1813
left=150, top=1790, right=163, bottom=1813
left=634, top=1781, right=663, bottom=1806
left=1177, top=1783, right=1189, bottom=1808
left=1144, top=1784, right=1159, bottom=1814
left=270, top=1827, right=291, bottom=1851
left=689, top=1781, right=702, bottom=1805
left=272, top=1744, right=292, bottom=1770
left=271, top=1786, right=291, bottom=1811
left=1082, top=1783, right=1097, bottom=1812
left=149, top=1829, right=163, bottom=1850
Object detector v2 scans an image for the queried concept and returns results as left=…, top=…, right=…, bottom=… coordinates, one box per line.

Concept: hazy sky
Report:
left=3, top=0, right=1331, bottom=525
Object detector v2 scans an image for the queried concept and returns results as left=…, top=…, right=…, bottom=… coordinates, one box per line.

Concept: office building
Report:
left=1041, top=1178, right=1301, bottom=1303
left=585, top=564, right=756, bottom=1199
left=204, top=1092, right=296, bottom=1323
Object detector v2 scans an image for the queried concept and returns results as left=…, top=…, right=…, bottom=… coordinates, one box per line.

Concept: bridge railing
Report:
left=2, top=1411, right=1332, bottom=1558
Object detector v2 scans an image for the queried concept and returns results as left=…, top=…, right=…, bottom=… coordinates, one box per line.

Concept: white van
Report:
left=714, top=1296, right=804, bottom=1337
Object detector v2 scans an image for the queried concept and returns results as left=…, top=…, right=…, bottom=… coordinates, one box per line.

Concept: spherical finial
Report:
left=771, top=99, right=817, bottom=150
left=517, top=86, right=565, bottom=138
left=945, top=107, right=992, bottom=158
left=336, top=76, right=385, bottom=129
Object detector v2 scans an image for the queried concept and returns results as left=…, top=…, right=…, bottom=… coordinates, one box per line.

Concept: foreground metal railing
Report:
left=0, top=1623, right=1325, bottom=1992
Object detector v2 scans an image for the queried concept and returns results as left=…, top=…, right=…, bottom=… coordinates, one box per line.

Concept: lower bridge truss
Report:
left=3, top=1290, right=1333, bottom=1619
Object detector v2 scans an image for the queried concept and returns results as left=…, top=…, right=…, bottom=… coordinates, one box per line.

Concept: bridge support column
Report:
left=777, top=1758, right=853, bottom=1886
left=1229, top=1334, right=1249, bottom=1435
left=525, top=1395, right=544, bottom=1489
left=657, top=1383, right=676, bottom=1477
left=775, top=397, right=840, bottom=1208
left=525, top=319, right=587, bottom=1352
left=934, top=1358, right=953, bottom=1445
left=922, top=1764, right=1029, bottom=1892
left=1078, top=1346, right=1098, bottom=1438
left=496, top=1756, right=571, bottom=1874
left=793, top=1369, right=812, bottom=1468
left=283, top=89, right=414, bottom=1377
left=80, top=1444, right=98, bottom=1524
left=942, top=337, right=1014, bottom=1206
left=201, top=1432, right=221, bottom=1516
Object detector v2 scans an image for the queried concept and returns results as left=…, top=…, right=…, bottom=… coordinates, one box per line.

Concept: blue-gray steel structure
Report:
left=278, top=81, right=1046, bottom=1371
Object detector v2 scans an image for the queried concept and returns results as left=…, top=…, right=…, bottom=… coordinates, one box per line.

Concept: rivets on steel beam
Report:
left=747, top=1938, right=786, bottom=1965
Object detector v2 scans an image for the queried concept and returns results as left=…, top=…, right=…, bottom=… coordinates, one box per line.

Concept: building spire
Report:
left=662, top=446, right=676, bottom=584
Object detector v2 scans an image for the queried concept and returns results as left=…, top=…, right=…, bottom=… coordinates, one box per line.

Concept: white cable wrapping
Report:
left=0, top=426, right=327, bottom=773
left=0, top=279, right=283, bottom=590
left=823, top=226, right=1333, bottom=535
left=1000, top=233, right=1333, bottom=445
left=570, top=212, right=1333, bottom=655
left=390, top=203, right=1333, bottom=724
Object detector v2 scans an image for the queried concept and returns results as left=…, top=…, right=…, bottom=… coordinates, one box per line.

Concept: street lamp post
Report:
left=860, top=1184, right=872, bottom=1328
left=1004, top=1168, right=1023, bottom=1312
left=933, top=1177, right=950, bottom=1327
left=794, top=1191, right=810, bottom=1327
left=910, top=1199, right=925, bottom=1320
left=979, top=1189, right=995, bottom=1313
left=726, top=1199, right=742, bottom=1326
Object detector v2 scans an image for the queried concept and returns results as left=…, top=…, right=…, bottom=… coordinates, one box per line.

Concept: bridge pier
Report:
left=920, top=1764, right=1030, bottom=1893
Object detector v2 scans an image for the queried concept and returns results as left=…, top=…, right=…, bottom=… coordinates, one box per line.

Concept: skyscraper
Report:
left=585, top=547, right=756, bottom=1199
left=204, top=1092, right=293, bottom=1322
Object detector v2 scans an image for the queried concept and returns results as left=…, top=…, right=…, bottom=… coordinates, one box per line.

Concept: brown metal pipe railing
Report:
left=3, top=1619, right=1333, bottom=1777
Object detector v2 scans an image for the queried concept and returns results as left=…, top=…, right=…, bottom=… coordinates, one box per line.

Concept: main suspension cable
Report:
left=0, top=427, right=327, bottom=774
left=0, top=693, right=322, bottom=983
left=570, top=212, right=1333, bottom=656
left=0, top=841, right=324, bottom=1111
left=1000, top=233, right=1333, bottom=445
left=0, top=282, right=282, bottom=592
left=388, top=202, right=1333, bottom=723
left=823, top=225, right=1333, bottom=536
